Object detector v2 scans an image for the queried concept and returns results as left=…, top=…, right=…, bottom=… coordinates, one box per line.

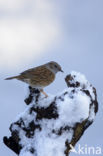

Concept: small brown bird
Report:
left=5, top=61, right=63, bottom=97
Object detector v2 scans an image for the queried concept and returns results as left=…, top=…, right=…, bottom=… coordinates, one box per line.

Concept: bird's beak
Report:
left=60, top=69, right=64, bottom=72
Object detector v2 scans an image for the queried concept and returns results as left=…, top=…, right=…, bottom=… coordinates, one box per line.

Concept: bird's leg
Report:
left=40, top=89, right=48, bottom=98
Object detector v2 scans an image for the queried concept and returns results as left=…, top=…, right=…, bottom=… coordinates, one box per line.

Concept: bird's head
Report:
left=46, top=61, right=63, bottom=74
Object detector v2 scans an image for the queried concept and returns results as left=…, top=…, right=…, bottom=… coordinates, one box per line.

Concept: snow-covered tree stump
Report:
left=3, top=71, right=98, bottom=156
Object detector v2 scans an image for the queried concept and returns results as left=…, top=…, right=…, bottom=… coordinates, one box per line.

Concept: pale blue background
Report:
left=0, top=0, right=103, bottom=155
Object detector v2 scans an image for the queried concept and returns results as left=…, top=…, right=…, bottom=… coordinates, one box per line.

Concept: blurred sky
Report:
left=0, top=0, right=103, bottom=156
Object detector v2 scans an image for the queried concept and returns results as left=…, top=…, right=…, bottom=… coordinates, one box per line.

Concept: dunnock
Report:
left=5, top=61, right=63, bottom=97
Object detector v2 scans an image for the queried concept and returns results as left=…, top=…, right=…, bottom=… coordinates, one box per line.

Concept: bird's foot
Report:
left=40, top=89, right=48, bottom=98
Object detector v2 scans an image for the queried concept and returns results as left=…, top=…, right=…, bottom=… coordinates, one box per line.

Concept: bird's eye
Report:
left=54, top=65, right=57, bottom=68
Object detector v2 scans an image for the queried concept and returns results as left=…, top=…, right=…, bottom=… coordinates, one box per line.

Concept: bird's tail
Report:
left=5, top=76, right=19, bottom=80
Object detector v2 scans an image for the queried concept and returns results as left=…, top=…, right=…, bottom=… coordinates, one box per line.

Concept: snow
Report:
left=70, top=71, right=95, bottom=100
left=70, top=71, right=88, bottom=86
left=10, top=71, right=96, bottom=156
left=56, top=91, right=90, bottom=125
left=20, top=153, right=33, bottom=156
left=20, top=148, right=34, bottom=156
left=33, top=130, right=71, bottom=156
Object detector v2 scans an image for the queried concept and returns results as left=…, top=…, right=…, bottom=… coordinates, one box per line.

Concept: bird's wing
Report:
left=20, top=66, right=53, bottom=79
left=20, top=66, right=40, bottom=78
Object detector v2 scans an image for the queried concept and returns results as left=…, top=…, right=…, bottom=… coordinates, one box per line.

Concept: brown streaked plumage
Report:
left=5, top=61, right=63, bottom=97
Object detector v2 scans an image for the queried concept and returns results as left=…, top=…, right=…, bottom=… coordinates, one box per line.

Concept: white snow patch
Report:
left=70, top=71, right=95, bottom=100
left=70, top=71, right=88, bottom=86
left=20, top=149, right=34, bottom=156
left=56, top=91, right=90, bottom=128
